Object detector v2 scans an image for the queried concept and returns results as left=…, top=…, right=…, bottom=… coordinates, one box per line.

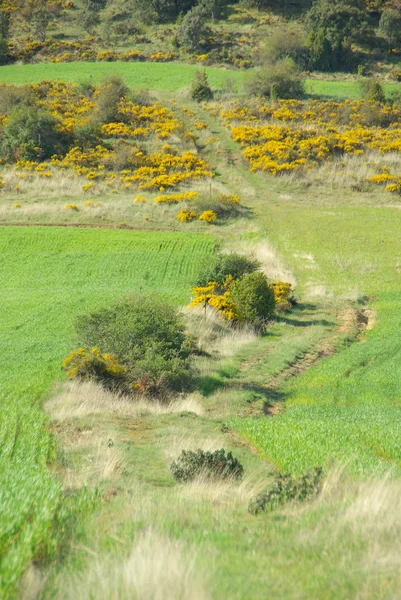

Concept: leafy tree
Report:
left=261, top=27, right=308, bottom=69
left=306, top=0, right=371, bottom=71
left=0, top=107, right=71, bottom=161
left=230, top=272, right=276, bottom=330
left=379, top=9, right=401, bottom=48
left=0, top=10, right=10, bottom=39
left=176, top=5, right=211, bottom=51
left=191, top=70, right=213, bottom=102
left=250, top=58, right=305, bottom=99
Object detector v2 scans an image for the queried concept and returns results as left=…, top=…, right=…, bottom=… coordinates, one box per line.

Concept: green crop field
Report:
left=0, top=226, right=214, bottom=596
left=3, top=0, right=401, bottom=589
left=231, top=198, right=401, bottom=475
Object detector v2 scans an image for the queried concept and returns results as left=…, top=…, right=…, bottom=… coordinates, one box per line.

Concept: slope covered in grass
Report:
left=0, top=226, right=213, bottom=597
left=231, top=200, right=401, bottom=475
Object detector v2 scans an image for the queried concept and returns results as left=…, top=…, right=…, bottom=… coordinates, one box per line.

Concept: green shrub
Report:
left=361, top=78, right=386, bottom=104
left=96, top=75, right=129, bottom=123
left=196, top=252, right=260, bottom=286
left=230, top=272, right=275, bottom=330
left=261, top=27, right=308, bottom=68
left=249, top=58, right=304, bottom=100
left=379, top=8, right=401, bottom=48
left=248, top=468, right=323, bottom=514
left=171, top=449, right=244, bottom=482
left=0, top=106, right=71, bottom=161
left=190, top=69, right=213, bottom=102
left=75, top=295, right=193, bottom=395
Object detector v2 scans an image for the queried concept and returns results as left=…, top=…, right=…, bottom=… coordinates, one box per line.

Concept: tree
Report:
left=306, top=0, right=371, bottom=71
left=176, top=5, right=211, bottom=52
left=76, top=295, right=193, bottom=393
left=191, top=70, right=213, bottom=102
left=230, top=272, right=275, bottom=330
left=379, top=9, right=401, bottom=48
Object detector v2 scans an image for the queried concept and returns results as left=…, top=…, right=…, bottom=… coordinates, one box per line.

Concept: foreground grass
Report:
left=0, top=226, right=214, bottom=597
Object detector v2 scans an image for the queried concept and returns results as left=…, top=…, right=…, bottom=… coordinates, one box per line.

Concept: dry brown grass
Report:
left=46, top=381, right=204, bottom=421
left=55, top=529, right=211, bottom=600
left=183, top=305, right=257, bottom=357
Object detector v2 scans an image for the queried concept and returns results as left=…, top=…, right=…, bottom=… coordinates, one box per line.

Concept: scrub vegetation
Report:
left=2, top=0, right=401, bottom=598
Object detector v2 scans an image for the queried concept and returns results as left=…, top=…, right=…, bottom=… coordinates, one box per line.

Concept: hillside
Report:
left=2, top=0, right=401, bottom=598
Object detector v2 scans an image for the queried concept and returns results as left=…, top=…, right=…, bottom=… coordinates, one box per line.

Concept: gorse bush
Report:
left=171, top=449, right=244, bottom=482
left=63, top=347, right=127, bottom=390
left=361, top=78, right=386, bottom=104
left=248, top=467, right=323, bottom=514
left=74, top=295, right=193, bottom=395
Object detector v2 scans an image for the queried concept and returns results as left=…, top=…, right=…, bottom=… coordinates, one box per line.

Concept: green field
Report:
left=230, top=199, right=401, bottom=475
left=0, top=62, right=399, bottom=99
left=0, top=226, right=214, bottom=596
left=3, top=50, right=401, bottom=597
left=0, top=62, right=246, bottom=90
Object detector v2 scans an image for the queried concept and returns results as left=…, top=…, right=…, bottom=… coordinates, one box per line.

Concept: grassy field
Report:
left=0, top=226, right=214, bottom=597
left=0, top=62, right=399, bottom=99
left=0, top=62, right=245, bottom=91
left=4, top=60, right=401, bottom=597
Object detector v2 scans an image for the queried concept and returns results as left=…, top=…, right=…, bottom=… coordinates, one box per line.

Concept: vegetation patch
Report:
left=171, top=448, right=244, bottom=482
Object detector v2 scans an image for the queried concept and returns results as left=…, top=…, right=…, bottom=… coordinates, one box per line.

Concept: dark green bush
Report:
left=0, top=106, right=71, bottom=161
left=230, top=272, right=275, bottom=330
left=177, top=6, right=211, bottom=52
left=171, top=449, right=244, bottom=482
left=75, top=295, right=193, bottom=395
left=190, top=70, right=213, bottom=102
left=248, top=467, right=323, bottom=514
left=196, top=252, right=260, bottom=286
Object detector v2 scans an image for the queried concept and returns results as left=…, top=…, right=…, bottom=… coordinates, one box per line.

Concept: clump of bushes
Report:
left=248, top=467, right=323, bottom=515
left=0, top=106, right=71, bottom=161
left=65, top=295, right=193, bottom=398
left=171, top=449, right=244, bottom=482
left=191, top=251, right=294, bottom=331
